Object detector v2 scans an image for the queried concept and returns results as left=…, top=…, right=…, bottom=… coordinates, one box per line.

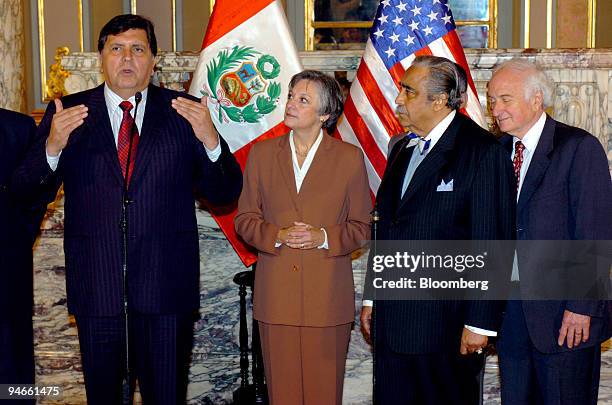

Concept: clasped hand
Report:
left=277, top=222, right=324, bottom=250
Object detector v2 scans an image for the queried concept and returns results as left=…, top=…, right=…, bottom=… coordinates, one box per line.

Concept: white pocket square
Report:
left=436, top=179, right=454, bottom=192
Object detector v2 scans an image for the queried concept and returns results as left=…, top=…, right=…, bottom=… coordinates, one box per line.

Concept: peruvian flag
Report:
left=189, top=0, right=303, bottom=267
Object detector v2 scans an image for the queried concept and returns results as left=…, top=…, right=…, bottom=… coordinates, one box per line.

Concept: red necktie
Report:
left=512, top=141, right=525, bottom=193
left=117, top=101, right=139, bottom=184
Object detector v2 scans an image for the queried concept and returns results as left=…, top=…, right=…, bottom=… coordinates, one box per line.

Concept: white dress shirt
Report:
left=274, top=130, right=328, bottom=249
left=46, top=84, right=221, bottom=170
left=510, top=111, right=547, bottom=281
left=513, top=112, right=546, bottom=200
left=401, top=110, right=456, bottom=197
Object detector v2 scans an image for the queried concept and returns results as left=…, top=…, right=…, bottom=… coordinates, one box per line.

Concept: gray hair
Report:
left=288, top=70, right=344, bottom=132
left=493, top=58, right=554, bottom=109
left=411, top=55, right=467, bottom=110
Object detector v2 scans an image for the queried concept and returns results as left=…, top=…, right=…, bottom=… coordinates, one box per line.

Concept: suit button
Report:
left=293, top=265, right=299, bottom=272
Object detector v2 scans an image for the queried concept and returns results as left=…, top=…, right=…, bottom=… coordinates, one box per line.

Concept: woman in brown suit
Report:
left=235, top=70, right=371, bottom=405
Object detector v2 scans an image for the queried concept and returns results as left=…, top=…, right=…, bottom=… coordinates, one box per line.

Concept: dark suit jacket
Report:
left=367, top=112, right=515, bottom=354
left=0, top=109, right=43, bottom=317
left=501, top=115, right=612, bottom=353
left=235, top=134, right=372, bottom=327
left=12, top=84, right=242, bottom=316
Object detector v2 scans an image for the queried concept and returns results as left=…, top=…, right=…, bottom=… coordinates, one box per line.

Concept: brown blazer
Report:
left=235, top=133, right=372, bottom=327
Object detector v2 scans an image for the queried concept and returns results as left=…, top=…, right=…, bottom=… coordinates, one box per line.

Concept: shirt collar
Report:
left=406, top=110, right=456, bottom=152
left=513, top=111, right=546, bottom=152
left=104, top=84, right=149, bottom=115
left=289, top=130, right=324, bottom=161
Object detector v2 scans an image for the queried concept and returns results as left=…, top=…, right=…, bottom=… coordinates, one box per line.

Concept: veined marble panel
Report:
left=0, top=0, right=26, bottom=112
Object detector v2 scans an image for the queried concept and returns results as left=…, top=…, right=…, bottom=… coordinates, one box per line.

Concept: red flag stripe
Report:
left=335, top=118, right=382, bottom=190
left=355, top=63, right=405, bottom=137
left=361, top=41, right=402, bottom=99
left=415, top=47, right=433, bottom=56
left=208, top=205, right=258, bottom=267
left=232, top=122, right=290, bottom=171
left=202, top=0, right=274, bottom=47
left=388, top=63, right=405, bottom=89
left=349, top=81, right=394, bottom=155
left=343, top=96, right=387, bottom=179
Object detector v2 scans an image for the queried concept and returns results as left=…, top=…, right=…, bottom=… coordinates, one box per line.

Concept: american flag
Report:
left=336, top=0, right=485, bottom=194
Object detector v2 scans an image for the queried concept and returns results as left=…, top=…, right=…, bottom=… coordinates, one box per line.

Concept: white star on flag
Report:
left=384, top=46, right=396, bottom=58
left=433, top=0, right=442, bottom=4
left=427, top=10, right=438, bottom=21
left=404, top=34, right=415, bottom=45
left=442, top=13, right=452, bottom=24
left=396, top=1, right=407, bottom=12
left=381, top=0, right=391, bottom=7
left=423, top=25, right=434, bottom=35
left=373, top=27, right=385, bottom=39
left=410, top=5, right=422, bottom=15
left=389, top=32, right=400, bottom=43
left=393, top=15, right=403, bottom=26
left=408, top=20, right=419, bottom=30
left=378, top=13, right=389, bottom=25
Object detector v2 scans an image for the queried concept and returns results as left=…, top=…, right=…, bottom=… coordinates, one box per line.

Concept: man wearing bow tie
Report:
left=13, top=14, right=242, bottom=405
left=360, top=55, right=515, bottom=404
left=489, top=59, right=612, bottom=405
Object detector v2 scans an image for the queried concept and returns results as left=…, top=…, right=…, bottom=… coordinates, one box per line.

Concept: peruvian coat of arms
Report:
left=199, top=45, right=281, bottom=124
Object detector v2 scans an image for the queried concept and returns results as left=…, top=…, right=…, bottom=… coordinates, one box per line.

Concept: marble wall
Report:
left=32, top=49, right=612, bottom=404
left=0, top=0, right=26, bottom=112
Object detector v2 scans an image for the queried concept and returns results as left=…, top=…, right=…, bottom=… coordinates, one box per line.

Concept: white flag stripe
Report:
left=189, top=1, right=302, bottom=152
left=350, top=79, right=394, bottom=156
left=464, top=88, right=486, bottom=124
left=337, top=117, right=382, bottom=192
left=362, top=40, right=401, bottom=108
left=399, top=53, right=416, bottom=71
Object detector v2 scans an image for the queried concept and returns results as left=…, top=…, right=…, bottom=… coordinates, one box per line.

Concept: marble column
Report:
left=0, top=0, right=27, bottom=113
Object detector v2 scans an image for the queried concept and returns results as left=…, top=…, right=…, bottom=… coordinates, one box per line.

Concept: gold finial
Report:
left=46, top=46, right=70, bottom=99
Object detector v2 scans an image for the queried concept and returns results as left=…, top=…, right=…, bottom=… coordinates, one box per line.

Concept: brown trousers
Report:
left=258, top=322, right=352, bottom=405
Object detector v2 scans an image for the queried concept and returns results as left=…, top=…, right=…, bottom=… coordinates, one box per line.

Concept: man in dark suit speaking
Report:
left=489, top=59, right=612, bottom=404
left=360, top=55, right=515, bottom=404
left=1, top=108, right=45, bottom=405
left=13, top=14, right=242, bottom=404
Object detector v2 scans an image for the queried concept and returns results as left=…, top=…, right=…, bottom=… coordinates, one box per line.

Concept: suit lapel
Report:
left=517, top=115, right=555, bottom=213
left=397, top=113, right=461, bottom=210
left=129, top=84, right=165, bottom=188
left=276, top=135, right=300, bottom=211
left=85, top=85, right=125, bottom=186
